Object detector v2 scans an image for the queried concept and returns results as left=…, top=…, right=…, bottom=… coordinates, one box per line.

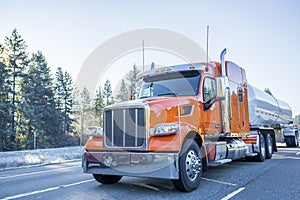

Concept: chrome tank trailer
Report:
left=248, top=84, right=293, bottom=127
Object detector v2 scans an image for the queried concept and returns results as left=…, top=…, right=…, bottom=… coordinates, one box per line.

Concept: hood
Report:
left=145, top=96, right=198, bottom=127
left=104, top=96, right=198, bottom=128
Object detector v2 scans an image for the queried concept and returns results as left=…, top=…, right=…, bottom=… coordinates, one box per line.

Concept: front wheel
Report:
left=93, top=174, right=122, bottom=184
left=172, top=140, right=202, bottom=192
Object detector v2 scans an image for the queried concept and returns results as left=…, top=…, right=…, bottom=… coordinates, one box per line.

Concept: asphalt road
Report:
left=0, top=144, right=299, bottom=200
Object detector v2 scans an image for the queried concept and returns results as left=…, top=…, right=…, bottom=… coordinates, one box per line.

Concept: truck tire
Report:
left=172, top=140, right=202, bottom=192
left=93, top=174, right=122, bottom=184
left=264, top=134, right=273, bottom=159
left=255, top=134, right=266, bottom=162
left=285, top=136, right=298, bottom=147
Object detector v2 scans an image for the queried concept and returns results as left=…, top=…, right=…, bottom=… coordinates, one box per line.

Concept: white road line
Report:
left=221, top=187, right=245, bottom=200
left=296, top=152, right=300, bottom=156
left=201, top=177, right=237, bottom=186
left=0, top=166, right=79, bottom=180
left=62, top=179, right=94, bottom=188
left=272, top=155, right=300, bottom=160
left=1, top=179, right=94, bottom=200
left=1, top=186, right=60, bottom=200
left=277, top=150, right=298, bottom=153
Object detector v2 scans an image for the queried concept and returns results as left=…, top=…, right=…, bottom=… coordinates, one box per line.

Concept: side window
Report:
left=238, top=88, right=243, bottom=102
left=203, top=77, right=217, bottom=101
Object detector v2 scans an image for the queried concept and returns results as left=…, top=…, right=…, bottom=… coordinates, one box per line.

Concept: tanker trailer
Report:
left=248, top=85, right=299, bottom=147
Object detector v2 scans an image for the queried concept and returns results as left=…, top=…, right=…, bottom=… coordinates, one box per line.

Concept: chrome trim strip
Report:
left=123, top=109, right=126, bottom=147
left=111, top=110, right=114, bottom=146
left=177, top=102, right=182, bottom=154
left=145, top=103, right=150, bottom=150
left=135, top=108, right=138, bottom=146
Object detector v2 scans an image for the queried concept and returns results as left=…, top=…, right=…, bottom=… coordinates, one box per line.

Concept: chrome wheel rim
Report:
left=261, top=136, right=266, bottom=158
left=267, top=136, right=273, bottom=154
left=185, top=150, right=201, bottom=181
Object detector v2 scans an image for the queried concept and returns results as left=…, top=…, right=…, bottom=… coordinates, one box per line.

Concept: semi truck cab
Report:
left=82, top=49, right=289, bottom=192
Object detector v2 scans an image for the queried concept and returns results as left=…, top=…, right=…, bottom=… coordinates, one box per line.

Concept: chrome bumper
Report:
left=82, top=151, right=179, bottom=179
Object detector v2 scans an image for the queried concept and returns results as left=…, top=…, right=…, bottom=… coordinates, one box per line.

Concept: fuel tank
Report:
left=247, top=84, right=292, bottom=126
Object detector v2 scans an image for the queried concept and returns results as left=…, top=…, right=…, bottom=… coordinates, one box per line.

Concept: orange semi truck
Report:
left=82, top=49, right=294, bottom=192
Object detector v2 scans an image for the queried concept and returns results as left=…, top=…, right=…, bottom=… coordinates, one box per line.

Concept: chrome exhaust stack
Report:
left=218, top=48, right=231, bottom=133
left=220, top=48, right=227, bottom=76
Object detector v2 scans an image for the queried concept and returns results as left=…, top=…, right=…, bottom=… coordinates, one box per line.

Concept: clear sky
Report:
left=1, top=0, right=300, bottom=115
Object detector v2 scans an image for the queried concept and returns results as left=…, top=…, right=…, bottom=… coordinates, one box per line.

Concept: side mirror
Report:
left=216, top=77, right=228, bottom=101
left=204, top=98, right=217, bottom=110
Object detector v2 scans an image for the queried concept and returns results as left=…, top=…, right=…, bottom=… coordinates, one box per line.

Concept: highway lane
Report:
left=0, top=144, right=299, bottom=200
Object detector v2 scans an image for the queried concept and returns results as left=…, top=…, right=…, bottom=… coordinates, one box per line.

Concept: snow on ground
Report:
left=0, top=147, right=83, bottom=169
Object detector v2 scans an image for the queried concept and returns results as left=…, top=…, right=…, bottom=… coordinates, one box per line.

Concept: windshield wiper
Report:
left=138, top=96, right=150, bottom=99
left=157, top=92, right=177, bottom=97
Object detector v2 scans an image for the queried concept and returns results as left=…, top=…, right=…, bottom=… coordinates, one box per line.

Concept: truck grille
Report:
left=104, top=107, right=146, bottom=149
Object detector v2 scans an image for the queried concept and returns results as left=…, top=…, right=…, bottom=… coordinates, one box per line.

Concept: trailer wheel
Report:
left=172, top=140, right=202, bottom=192
left=255, top=134, right=266, bottom=162
left=264, top=134, right=273, bottom=159
left=93, top=174, right=122, bottom=184
left=285, top=135, right=299, bottom=147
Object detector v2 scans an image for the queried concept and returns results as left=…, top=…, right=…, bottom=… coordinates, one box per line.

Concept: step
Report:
left=208, top=159, right=232, bottom=167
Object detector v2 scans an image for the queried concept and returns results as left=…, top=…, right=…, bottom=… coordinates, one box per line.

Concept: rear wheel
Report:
left=255, top=134, right=266, bottom=162
left=172, top=140, right=202, bottom=192
left=264, top=134, right=273, bottom=159
left=93, top=174, right=122, bottom=184
left=285, top=136, right=298, bottom=147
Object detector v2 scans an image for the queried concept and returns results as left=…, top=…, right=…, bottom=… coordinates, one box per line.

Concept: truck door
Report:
left=202, top=77, right=222, bottom=134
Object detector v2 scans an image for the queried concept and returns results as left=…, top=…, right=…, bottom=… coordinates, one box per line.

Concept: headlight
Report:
left=151, top=123, right=179, bottom=136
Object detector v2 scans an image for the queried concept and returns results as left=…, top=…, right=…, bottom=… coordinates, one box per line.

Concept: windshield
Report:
left=139, top=71, right=201, bottom=98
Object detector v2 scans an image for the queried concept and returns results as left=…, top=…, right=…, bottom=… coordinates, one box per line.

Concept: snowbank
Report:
left=0, top=146, right=83, bottom=169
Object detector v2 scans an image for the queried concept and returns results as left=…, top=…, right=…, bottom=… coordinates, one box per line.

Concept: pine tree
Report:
left=127, top=64, right=142, bottom=99
left=54, top=67, right=64, bottom=135
left=80, top=87, right=93, bottom=128
left=72, top=87, right=81, bottom=134
left=79, top=87, right=97, bottom=144
left=55, top=67, right=75, bottom=135
left=116, top=79, right=128, bottom=102
left=63, top=71, right=75, bottom=134
left=81, top=87, right=91, bottom=110
left=0, top=60, right=13, bottom=151
left=94, top=87, right=104, bottom=126
left=2, top=29, right=29, bottom=149
left=102, top=79, right=113, bottom=106
left=20, top=51, right=57, bottom=149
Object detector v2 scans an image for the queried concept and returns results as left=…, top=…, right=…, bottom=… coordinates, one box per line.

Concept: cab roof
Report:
left=143, top=63, right=206, bottom=78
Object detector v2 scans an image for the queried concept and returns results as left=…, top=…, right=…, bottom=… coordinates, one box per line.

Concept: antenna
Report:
left=142, top=40, right=145, bottom=73
left=206, top=25, right=209, bottom=72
